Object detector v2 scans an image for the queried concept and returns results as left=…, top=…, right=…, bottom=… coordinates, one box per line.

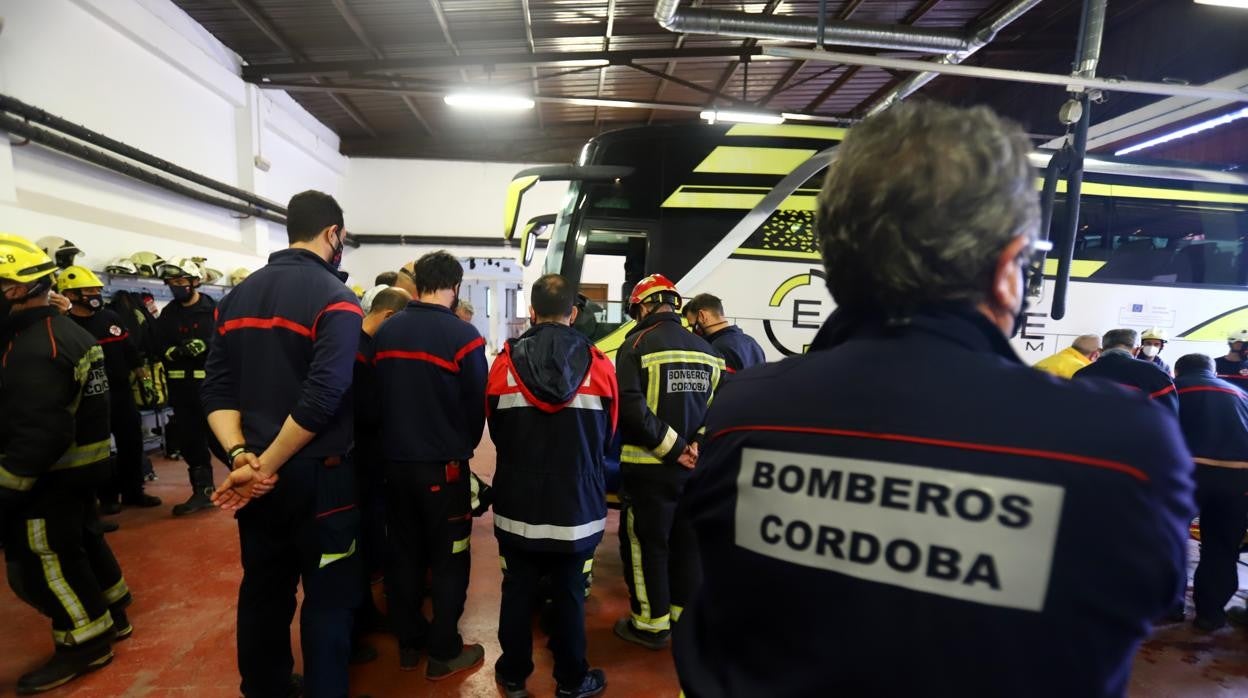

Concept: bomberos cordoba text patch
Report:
left=735, top=448, right=1064, bottom=611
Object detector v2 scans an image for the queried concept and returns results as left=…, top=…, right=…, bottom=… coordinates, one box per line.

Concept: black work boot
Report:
left=495, top=668, right=529, bottom=698
left=613, top=617, right=669, bottom=650
left=556, top=668, right=607, bottom=698
left=111, top=604, right=134, bottom=641
left=16, top=643, right=113, bottom=694
left=426, top=643, right=484, bottom=681
left=172, top=487, right=214, bottom=517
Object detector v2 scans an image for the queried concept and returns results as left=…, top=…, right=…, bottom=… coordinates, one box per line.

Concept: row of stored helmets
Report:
left=36, top=236, right=250, bottom=287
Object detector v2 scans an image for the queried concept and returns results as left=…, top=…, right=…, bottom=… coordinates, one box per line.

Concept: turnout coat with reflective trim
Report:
left=1073, top=349, right=1179, bottom=413
left=69, top=308, right=142, bottom=393
left=201, top=249, right=362, bottom=458
left=374, top=300, right=488, bottom=464
left=1175, top=370, right=1248, bottom=463
left=487, top=323, right=618, bottom=554
left=673, top=307, right=1194, bottom=698
left=616, top=312, right=723, bottom=466
left=704, top=325, right=765, bottom=373
left=1, top=307, right=112, bottom=502
left=155, top=293, right=215, bottom=381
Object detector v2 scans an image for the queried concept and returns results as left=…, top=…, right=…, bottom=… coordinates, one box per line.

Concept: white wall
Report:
left=0, top=0, right=346, bottom=275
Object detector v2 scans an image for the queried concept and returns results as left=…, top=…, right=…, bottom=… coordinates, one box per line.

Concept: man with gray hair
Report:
left=1034, top=334, right=1101, bottom=379
left=1074, top=328, right=1178, bottom=414
left=673, top=102, right=1193, bottom=696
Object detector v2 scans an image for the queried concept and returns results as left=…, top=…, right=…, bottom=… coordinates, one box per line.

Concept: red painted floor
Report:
left=1, top=441, right=1245, bottom=697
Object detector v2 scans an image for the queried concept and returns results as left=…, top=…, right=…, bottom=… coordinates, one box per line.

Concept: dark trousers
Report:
left=385, top=461, right=473, bottom=660
left=99, top=390, right=146, bottom=504
left=3, top=485, right=130, bottom=649
left=352, top=443, right=388, bottom=637
left=236, top=456, right=362, bottom=698
left=496, top=544, right=593, bottom=687
left=1192, top=465, right=1248, bottom=624
left=618, top=464, right=701, bottom=634
left=168, top=381, right=213, bottom=491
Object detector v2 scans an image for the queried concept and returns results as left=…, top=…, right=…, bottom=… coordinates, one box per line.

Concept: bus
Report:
left=503, top=123, right=1248, bottom=366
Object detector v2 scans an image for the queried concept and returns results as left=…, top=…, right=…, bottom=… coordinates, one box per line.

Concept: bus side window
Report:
left=1113, top=198, right=1247, bottom=286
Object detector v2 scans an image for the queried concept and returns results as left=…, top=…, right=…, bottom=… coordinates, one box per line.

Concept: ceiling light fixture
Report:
left=700, top=109, right=785, bottom=125
left=1114, top=106, right=1248, bottom=156
left=1194, top=0, right=1248, bottom=8
left=444, top=93, right=535, bottom=111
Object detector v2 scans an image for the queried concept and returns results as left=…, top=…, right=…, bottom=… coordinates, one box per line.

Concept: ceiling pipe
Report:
left=654, top=0, right=974, bottom=54
left=864, top=0, right=1042, bottom=115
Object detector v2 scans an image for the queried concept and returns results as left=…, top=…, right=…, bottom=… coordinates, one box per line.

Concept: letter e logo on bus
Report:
left=765, top=269, right=827, bottom=356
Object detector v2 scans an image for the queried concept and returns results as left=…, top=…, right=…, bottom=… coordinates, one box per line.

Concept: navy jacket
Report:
left=202, top=249, right=362, bottom=458
left=1214, top=356, right=1248, bottom=394
left=1175, top=370, right=1248, bottom=463
left=1073, top=349, right=1178, bottom=413
left=156, top=293, right=216, bottom=382
left=374, top=301, right=488, bottom=464
left=69, top=308, right=142, bottom=395
left=487, top=323, right=618, bottom=553
left=705, top=325, right=766, bottom=373
left=674, top=306, right=1194, bottom=698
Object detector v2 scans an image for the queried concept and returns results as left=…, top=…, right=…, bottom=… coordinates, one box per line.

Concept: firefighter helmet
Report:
left=1140, top=328, right=1168, bottom=344
left=1229, top=330, right=1248, bottom=343
left=105, top=257, right=139, bottom=275
left=628, top=273, right=682, bottom=319
left=228, top=267, right=251, bottom=286
left=36, top=236, right=83, bottom=269
left=130, top=251, right=166, bottom=278
left=159, top=257, right=204, bottom=281
left=0, top=233, right=58, bottom=284
left=57, top=265, right=105, bottom=292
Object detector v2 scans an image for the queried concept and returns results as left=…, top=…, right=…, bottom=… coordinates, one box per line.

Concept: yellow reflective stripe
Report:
left=192, top=370, right=206, bottom=379
left=50, top=439, right=110, bottom=471
left=625, top=508, right=652, bottom=623
left=725, top=124, right=846, bottom=140
left=631, top=613, right=670, bottom=632
left=1042, top=259, right=1107, bottom=278
left=653, top=426, right=679, bottom=459
left=646, top=355, right=662, bottom=413
left=0, top=464, right=37, bottom=492
left=660, top=187, right=818, bottom=211
left=101, top=578, right=130, bottom=605
left=621, top=446, right=662, bottom=464
left=503, top=175, right=540, bottom=241
left=452, top=535, right=471, bottom=554
left=694, top=146, right=815, bottom=175
left=499, top=555, right=508, bottom=571
left=583, top=557, right=594, bottom=574
left=167, top=370, right=186, bottom=379
left=1049, top=179, right=1248, bottom=205
left=318, top=539, right=357, bottom=569
left=671, top=604, right=684, bottom=622
left=641, top=350, right=725, bottom=370
left=28, top=519, right=90, bottom=629
left=52, top=611, right=114, bottom=646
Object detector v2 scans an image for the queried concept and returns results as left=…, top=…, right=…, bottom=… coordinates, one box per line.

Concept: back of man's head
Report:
left=375, top=271, right=398, bottom=287
left=1175, top=353, right=1215, bottom=377
left=413, top=251, right=462, bottom=295
left=1072, top=334, right=1100, bottom=357
left=816, top=101, right=1038, bottom=316
left=286, top=190, right=344, bottom=244
left=368, top=287, right=410, bottom=316
left=532, top=274, right=576, bottom=322
left=684, top=293, right=725, bottom=320
left=1102, top=329, right=1139, bottom=352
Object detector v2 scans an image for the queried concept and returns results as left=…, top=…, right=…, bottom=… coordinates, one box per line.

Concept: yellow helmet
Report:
left=1140, top=327, right=1168, bottom=343
left=351, top=284, right=366, bottom=299
left=57, top=265, right=105, bottom=292
left=0, top=233, right=59, bottom=284
left=130, top=251, right=166, bottom=278
left=228, top=267, right=251, bottom=286
left=158, top=257, right=204, bottom=281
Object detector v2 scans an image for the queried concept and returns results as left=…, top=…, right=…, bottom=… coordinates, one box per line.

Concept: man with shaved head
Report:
left=1034, top=334, right=1101, bottom=379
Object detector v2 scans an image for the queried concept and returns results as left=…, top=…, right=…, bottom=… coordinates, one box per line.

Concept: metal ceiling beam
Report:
left=243, top=47, right=769, bottom=79
left=519, top=0, right=545, bottom=129
left=704, top=0, right=784, bottom=108
left=759, top=0, right=865, bottom=108
left=627, top=63, right=750, bottom=106
left=594, top=0, right=617, bottom=128
left=804, top=66, right=861, bottom=112
left=227, top=0, right=377, bottom=137
left=330, top=0, right=432, bottom=136
left=647, top=0, right=701, bottom=126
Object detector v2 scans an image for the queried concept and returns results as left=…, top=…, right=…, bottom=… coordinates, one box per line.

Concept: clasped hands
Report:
left=211, top=452, right=279, bottom=511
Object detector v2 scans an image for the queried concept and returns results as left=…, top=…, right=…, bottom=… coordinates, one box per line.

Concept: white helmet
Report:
left=361, top=285, right=389, bottom=313
left=37, top=236, right=83, bottom=269
left=1140, top=328, right=1168, bottom=343
left=130, top=251, right=166, bottom=278
left=159, top=257, right=205, bottom=281
left=1229, top=330, right=1248, bottom=343
left=104, top=257, right=139, bottom=275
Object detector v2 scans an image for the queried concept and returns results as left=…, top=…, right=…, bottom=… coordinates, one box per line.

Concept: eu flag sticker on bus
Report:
left=1133, top=304, right=1144, bottom=313
left=734, top=449, right=1064, bottom=612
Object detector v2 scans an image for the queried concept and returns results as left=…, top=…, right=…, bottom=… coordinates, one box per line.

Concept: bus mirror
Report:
left=503, top=176, right=540, bottom=242
left=519, top=214, right=557, bottom=267
left=501, top=165, right=635, bottom=242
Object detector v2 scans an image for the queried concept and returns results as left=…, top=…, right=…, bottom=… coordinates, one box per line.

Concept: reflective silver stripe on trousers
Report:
left=494, top=514, right=607, bottom=542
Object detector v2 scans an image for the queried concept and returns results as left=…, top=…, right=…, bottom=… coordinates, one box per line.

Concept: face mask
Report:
left=170, top=285, right=193, bottom=303
left=1140, top=345, right=1160, bottom=358
left=74, top=294, right=102, bottom=312
left=1009, top=266, right=1030, bottom=338
left=329, top=230, right=345, bottom=270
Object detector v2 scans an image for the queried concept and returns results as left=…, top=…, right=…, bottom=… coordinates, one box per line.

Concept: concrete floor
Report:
left=1, top=440, right=1245, bottom=697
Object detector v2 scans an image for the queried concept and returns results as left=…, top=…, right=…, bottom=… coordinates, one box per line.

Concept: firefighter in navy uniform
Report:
left=682, top=293, right=766, bottom=372
left=1074, top=328, right=1178, bottom=413
left=0, top=234, right=133, bottom=695
left=674, top=103, right=1193, bottom=697
left=613, top=273, right=724, bottom=650
left=1138, top=328, right=1172, bottom=376
left=155, top=258, right=219, bottom=516
left=487, top=274, right=618, bottom=698
left=1172, top=353, right=1248, bottom=631
left=58, top=266, right=161, bottom=513
left=202, top=191, right=364, bottom=698
left=1215, top=330, right=1248, bottom=394
left=374, top=251, right=489, bottom=679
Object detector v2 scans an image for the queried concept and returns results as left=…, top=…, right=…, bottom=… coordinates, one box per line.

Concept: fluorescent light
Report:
left=444, top=93, right=535, bottom=111
left=1194, top=0, right=1248, bottom=8
left=700, top=110, right=785, bottom=125
left=1114, top=106, right=1248, bottom=156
